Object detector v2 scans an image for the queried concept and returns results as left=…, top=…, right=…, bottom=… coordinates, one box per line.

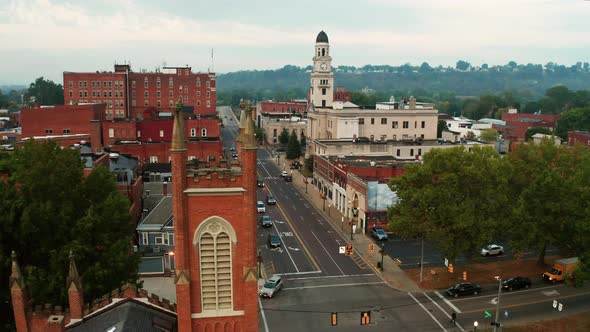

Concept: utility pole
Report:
left=419, top=237, right=424, bottom=283
left=493, top=276, right=502, bottom=331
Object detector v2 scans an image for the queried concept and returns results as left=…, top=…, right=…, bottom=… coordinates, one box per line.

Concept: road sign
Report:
left=504, top=309, right=509, bottom=318
left=369, top=243, right=374, bottom=254
left=484, top=310, right=492, bottom=318
left=553, top=300, right=558, bottom=308
left=339, top=246, right=345, bottom=254
left=558, top=303, right=563, bottom=312
left=444, top=258, right=449, bottom=267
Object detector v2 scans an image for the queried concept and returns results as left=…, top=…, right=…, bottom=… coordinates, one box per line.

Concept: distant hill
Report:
left=217, top=64, right=590, bottom=105
left=0, top=85, right=27, bottom=94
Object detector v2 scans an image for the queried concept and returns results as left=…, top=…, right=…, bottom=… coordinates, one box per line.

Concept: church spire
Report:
left=9, top=250, right=25, bottom=290
left=171, top=98, right=186, bottom=151
left=66, top=251, right=82, bottom=290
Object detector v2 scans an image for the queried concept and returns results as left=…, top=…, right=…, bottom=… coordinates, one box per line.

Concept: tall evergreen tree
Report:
left=286, top=130, right=301, bottom=160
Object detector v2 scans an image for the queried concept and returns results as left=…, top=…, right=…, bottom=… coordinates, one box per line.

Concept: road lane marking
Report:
left=277, top=270, right=322, bottom=276
left=460, top=290, right=590, bottom=314
left=272, top=222, right=299, bottom=272
left=425, top=292, right=464, bottom=331
left=435, top=291, right=462, bottom=313
left=283, top=281, right=385, bottom=291
left=288, top=273, right=375, bottom=281
left=408, top=292, right=447, bottom=331
left=311, top=230, right=345, bottom=275
left=258, top=297, right=270, bottom=332
left=267, top=186, right=321, bottom=272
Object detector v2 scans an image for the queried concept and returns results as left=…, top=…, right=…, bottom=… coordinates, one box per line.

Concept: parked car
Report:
left=266, top=195, right=276, bottom=205
left=281, top=170, right=289, bottom=177
left=259, top=275, right=283, bottom=298
left=290, top=161, right=301, bottom=169
left=260, top=215, right=272, bottom=227
left=370, top=226, right=388, bottom=241
left=445, top=282, right=482, bottom=298
left=257, top=178, right=265, bottom=187
left=284, top=175, right=293, bottom=182
left=268, top=234, right=281, bottom=247
left=257, top=201, right=266, bottom=213
left=480, top=244, right=504, bottom=256
left=501, top=277, right=531, bottom=291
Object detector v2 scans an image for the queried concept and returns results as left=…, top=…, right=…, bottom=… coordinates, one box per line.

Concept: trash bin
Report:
left=377, top=262, right=382, bottom=269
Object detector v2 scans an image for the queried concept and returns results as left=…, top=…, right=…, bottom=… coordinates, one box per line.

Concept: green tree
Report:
left=555, top=107, right=590, bottom=139
left=286, top=130, right=301, bottom=160
left=24, top=77, right=64, bottom=105
left=0, top=141, right=139, bottom=315
left=300, top=135, right=307, bottom=152
left=253, top=121, right=265, bottom=144
left=524, top=127, right=553, bottom=141
left=456, top=60, right=471, bottom=71
left=304, top=156, right=314, bottom=173
left=479, top=128, right=499, bottom=142
left=506, top=142, right=590, bottom=264
left=388, top=146, right=512, bottom=264
left=419, top=62, right=432, bottom=73
left=278, top=128, right=290, bottom=146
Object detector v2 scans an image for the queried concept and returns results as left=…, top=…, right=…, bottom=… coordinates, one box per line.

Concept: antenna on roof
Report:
left=211, top=48, right=214, bottom=73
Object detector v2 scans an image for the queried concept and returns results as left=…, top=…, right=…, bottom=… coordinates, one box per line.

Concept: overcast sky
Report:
left=2, top=0, right=590, bottom=85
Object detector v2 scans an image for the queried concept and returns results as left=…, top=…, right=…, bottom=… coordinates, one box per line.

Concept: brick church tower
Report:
left=172, top=99, right=259, bottom=332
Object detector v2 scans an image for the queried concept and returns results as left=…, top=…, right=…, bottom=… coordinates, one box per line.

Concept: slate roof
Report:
left=67, top=298, right=176, bottom=332
left=137, top=196, right=172, bottom=231
left=143, top=163, right=172, bottom=174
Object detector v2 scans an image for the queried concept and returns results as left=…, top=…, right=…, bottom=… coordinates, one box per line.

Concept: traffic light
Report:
left=448, top=263, right=454, bottom=273
left=345, top=245, right=353, bottom=256
left=360, top=311, right=371, bottom=325
left=369, top=243, right=374, bottom=254
left=331, top=312, right=337, bottom=326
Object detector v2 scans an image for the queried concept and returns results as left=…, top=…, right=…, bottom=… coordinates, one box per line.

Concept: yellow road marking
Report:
left=460, top=290, right=590, bottom=314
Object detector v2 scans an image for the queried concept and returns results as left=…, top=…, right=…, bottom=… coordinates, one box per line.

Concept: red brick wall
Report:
left=102, top=122, right=137, bottom=145
left=63, top=71, right=128, bottom=120
left=258, top=101, right=307, bottom=115
left=129, top=71, right=216, bottom=118
left=21, top=104, right=105, bottom=138
left=347, top=165, right=404, bottom=182
left=102, top=119, right=220, bottom=146
left=500, top=112, right=560, bottom=141
left=568, top=131, right=590, bottom=146
left=109, top=141, right=223, bottom=166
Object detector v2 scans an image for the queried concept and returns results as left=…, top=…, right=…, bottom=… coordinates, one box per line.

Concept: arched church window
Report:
left=322, top=48, right=325, bottom=56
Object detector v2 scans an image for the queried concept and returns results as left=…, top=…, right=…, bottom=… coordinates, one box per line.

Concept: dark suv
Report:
left=266, top=195, right=276, bottom=205
left=257, top=178, right=264, bottom=187
left=445, top=282, right=482, bottom=298
left=284, top=175, right=293, bottom=182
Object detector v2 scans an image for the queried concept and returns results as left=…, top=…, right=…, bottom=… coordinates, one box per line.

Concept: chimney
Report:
left=10, top=251, right=30, bottom=332
left=66, top=251, right=84, bottom=320
left=89, top=120, right=103, bottom=153
left=409, top=96, right=416, bottom=110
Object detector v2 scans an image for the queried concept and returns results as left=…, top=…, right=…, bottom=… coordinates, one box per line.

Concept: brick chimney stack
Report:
left=66, top=251, right=84, bottom=320
left=10, top=251, right=30, bottom=332
left=409, top=96, right=416, bottom=110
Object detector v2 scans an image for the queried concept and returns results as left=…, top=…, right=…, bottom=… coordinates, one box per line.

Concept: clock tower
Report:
left=310, top=30, right=334, bottom=108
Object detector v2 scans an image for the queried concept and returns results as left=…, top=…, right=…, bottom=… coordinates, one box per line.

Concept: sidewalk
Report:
left=272, top=151, right=422, bottom=293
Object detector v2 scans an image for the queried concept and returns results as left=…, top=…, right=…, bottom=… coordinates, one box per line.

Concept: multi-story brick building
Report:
left=567, top=130, right=590, bottom=146
left=64, top=65, right=216, bottom=120
left=499, top=110, right=560, bottom=142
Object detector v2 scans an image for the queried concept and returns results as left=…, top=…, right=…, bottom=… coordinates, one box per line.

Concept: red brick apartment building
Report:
left=568, top=130, right=590, bottom=146
left=64, top=65, right=216, bottom=120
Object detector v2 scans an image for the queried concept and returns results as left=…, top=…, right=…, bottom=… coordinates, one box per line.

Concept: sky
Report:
left=1, top=0, right=590, bottom=85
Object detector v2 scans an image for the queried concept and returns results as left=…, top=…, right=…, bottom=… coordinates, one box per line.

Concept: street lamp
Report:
left=347, top=200, right=353, bottom=240
left=473, top=321, right=478, bottom=332
left=257, top=250, right=262, bottom=279
left=419, top=237, right=425, bottom=284
left=493, top=276, right=502, bottom=331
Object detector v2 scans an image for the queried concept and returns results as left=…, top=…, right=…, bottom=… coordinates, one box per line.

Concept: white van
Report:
left=257, top=201, right=266, bottom=213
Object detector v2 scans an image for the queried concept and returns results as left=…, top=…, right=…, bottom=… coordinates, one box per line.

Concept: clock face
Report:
left=320, top=63, right=327, bottom=70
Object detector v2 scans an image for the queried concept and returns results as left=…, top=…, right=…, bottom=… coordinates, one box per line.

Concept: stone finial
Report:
left=9, top=250, right=25, bottom=290
left=66, top=251, right=82, bottom=290
left=171, top=98, right=186, bottom=150
left=409, top=96, right=416, bottom=109
left=237, top=98, right=248, bottom=143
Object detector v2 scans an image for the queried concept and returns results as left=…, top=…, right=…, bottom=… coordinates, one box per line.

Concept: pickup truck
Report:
left=543, top=257, right=578, bottom=284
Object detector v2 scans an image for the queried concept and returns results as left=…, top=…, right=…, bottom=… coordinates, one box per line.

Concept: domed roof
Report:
left=316, top=31, right=329, bottom=43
